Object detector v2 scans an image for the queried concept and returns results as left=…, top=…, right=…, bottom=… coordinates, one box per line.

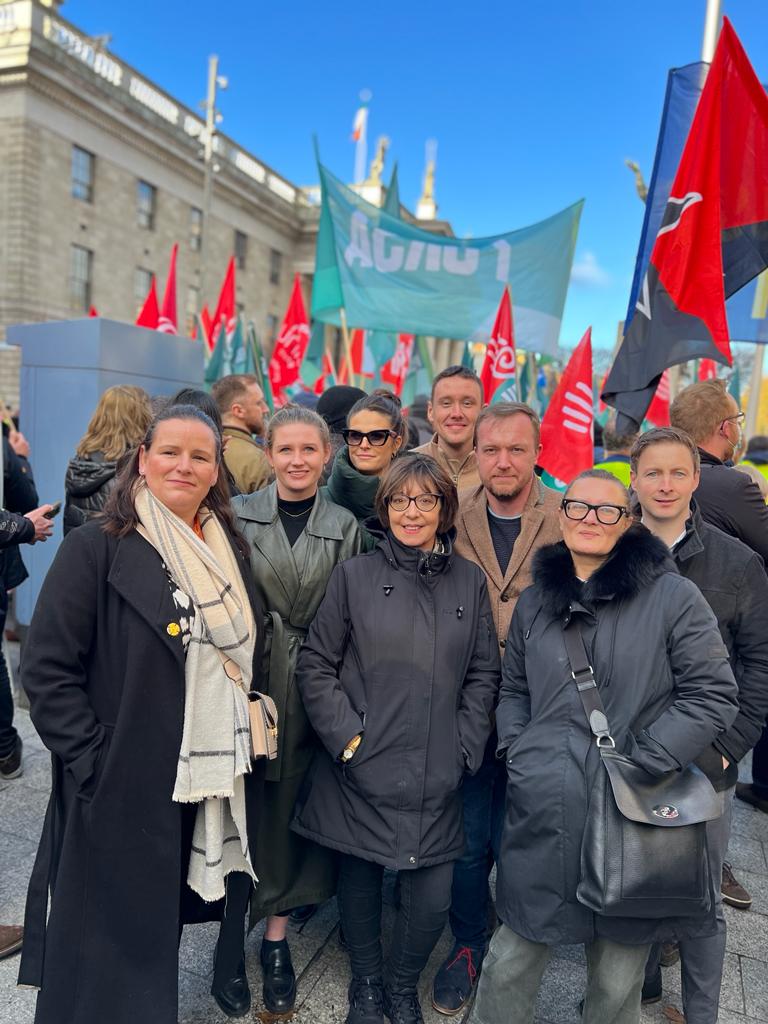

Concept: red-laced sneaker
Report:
left=431, top=944, right=481, bottom=1016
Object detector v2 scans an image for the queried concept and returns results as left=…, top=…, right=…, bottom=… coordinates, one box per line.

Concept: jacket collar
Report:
left=367, top=519, right=455, bottom=577
left=234, top=482, right=346, bottom=540
left=460, top=477, right=554, bottom=591
left=671, top=500, right=705, bottom=565
left=325, top=447, right=379, bottom=519
left=223, top=424, right=261, bottom=447
left=698, top=447, right=725, bottom=467
left=532, top=524, right=674, bottom=620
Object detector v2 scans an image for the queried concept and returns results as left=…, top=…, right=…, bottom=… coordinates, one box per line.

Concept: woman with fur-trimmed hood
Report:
left=471, top=470, right=738, bottom=1024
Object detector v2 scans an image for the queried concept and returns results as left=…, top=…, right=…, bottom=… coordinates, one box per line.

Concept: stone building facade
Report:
left=0, top=0, right=462, bottom=408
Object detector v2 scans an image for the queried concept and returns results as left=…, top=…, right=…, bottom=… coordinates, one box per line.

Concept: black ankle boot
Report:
left=260, top=939, right=297, bottom=1014
left=383, top=987, right=424, bottom=1024
left=211, top=955, right=251, bottom=1018
left=347, top=976, right=384, bottom=1024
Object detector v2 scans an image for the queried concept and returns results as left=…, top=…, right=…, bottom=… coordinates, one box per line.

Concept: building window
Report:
left=71, top=145, right=94, bottom=202
left=189, top=207, right=202, bottom=252
left=234, top=230, right=248, bottom=270
left=269, top=248, right=282, bottom=286
left=137, top=180, right=156, bottom=229
left=186, top=285, right=199, bottom=336
left=134, top=266, right=153, bottom=306
left=266, top=313, right=279, bottom=346
left=70, top=244, right=93, bottom=312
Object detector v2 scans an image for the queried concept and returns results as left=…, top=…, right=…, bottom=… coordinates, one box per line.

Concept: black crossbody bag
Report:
left=562, top=618, right=722, bottom=919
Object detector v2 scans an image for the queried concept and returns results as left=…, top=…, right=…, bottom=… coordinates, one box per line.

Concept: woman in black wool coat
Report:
left=19, top=404, right=265, bottom=1024
left=293, top=453, right=500, bottom=1024
left=470, top=469, right=739, bottom=1024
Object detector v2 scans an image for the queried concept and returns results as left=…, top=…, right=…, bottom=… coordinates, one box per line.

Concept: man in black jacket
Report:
left=632, top=427, right=768, bottom=1024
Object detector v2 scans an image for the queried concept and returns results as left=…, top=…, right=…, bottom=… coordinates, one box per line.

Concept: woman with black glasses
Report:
left=470, top=469, right=738, bottom=1024
left=324, top=389, right=405, bottom=524
left=293, top=453, right=500, bottom=1024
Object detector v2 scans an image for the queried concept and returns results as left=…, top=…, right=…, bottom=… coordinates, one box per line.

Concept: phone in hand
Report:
left=44, top=501, right=62, bottom=520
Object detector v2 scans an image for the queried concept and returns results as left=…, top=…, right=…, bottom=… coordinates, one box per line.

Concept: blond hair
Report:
left=76, top=386, right=153, bottom=461
left=669, top=380, right=733, bottom=444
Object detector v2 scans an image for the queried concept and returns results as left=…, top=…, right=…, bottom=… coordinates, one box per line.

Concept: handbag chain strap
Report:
left=562, top=618, right=616, bottom=749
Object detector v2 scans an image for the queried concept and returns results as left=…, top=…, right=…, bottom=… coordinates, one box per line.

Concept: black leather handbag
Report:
left=562, top=619, right=722, bottom=919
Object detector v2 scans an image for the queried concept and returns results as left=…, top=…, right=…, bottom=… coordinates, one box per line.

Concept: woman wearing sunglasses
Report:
left=470, top=469, right=738, bottom=1024
left=325, top=389, right=406, bottom=524
left=293, top=453, right=500, bottom=1024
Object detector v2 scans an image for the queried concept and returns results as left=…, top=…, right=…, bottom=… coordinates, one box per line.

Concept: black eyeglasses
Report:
left=389, top=493, right=443, bottom=512
left=561, top=499, right=629, bottom=526
left=342, top=428, right=397, bottom=447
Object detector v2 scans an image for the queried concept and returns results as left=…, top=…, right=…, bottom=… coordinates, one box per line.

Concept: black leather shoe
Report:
left=211, top=960, right=251, bottom=1019
left=260, top=941, right=297, bottom=1014
left=290, top=903, right=318, bottom=925
left=384, top=987, right=424, bottom=1024
left=347, top=976, right=384, bottom=1024
left=431, top=944, right=482, bottom=1015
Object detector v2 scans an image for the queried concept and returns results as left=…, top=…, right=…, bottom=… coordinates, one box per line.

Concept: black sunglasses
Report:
left=342, top=428, right=397, bottom=447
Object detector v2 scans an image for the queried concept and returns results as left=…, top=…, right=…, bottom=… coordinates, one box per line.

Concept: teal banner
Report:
left=312, top=164, right=583, bottom=356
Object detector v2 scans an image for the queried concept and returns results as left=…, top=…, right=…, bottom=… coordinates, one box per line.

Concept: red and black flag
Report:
left=603, top=18, right=768, bottom=430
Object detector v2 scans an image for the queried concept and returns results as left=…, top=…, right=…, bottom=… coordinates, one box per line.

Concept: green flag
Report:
left=382, top=163, right=401, bottom=219
left=460, top=341, right=475, bottom=371
left=247, top=321, right=275, bottom=413
left=311, top=162, right=582, bottom=354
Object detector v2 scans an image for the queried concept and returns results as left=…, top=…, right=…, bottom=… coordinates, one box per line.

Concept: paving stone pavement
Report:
left=2, top=695, right=767, bottom=1023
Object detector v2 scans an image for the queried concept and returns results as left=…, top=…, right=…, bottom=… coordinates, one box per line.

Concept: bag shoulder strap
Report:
left=562, top=619, right=615, bottom=748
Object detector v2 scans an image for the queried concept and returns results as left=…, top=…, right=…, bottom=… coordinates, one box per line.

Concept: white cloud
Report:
left=570, top=251, right=611, bottom=288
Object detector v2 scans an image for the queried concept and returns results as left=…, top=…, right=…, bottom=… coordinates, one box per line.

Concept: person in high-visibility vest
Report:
left=593, top=419, right=638, bottom=487
left=739, top=435, right=768, bottom=483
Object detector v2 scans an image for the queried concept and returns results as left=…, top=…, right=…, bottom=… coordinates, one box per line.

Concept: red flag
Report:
left=200, top=303, right=213, bottom=345
left=379, top=334, right=415, bottom=397
left=158, top=244, right=178, bottom=335
left=210, top=257, right=236, bottom=352
left=88, top=305, right=99, bottom=318
left=313, top=351, right=337, bottom=395
left=698, top=358, right=718, bottom=381
left=269, top=274, right=310, bottom=399
left=135, top=277, right=160, bottom=329
left=338, top=329, right=375, bottom=384
left=604, top=18, right=768, bottom=429
left=480, top=288, right=516, bottom=403
left=539, top=328, right=593, bottom=484
left=646, top=369, right=671, bottom=427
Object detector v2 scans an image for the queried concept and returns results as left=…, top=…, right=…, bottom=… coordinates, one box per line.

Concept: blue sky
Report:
left=65, top=0, right=768, bottom=351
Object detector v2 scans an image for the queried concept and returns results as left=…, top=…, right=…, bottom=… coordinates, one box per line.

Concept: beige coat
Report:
left=222, top=425, right=272, bottom=494
left=455, top=478, right=562, bottom=650
left=412, top=434, right=481, bottom=490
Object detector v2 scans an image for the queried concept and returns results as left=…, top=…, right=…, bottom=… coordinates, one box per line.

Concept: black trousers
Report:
left=0, top=605, right=15, bottom=758
left=338, top=853, right=453, bottom=994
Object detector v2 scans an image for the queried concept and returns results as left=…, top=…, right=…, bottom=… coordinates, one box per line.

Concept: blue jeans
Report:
left=449, top=738, right=506, bottom=949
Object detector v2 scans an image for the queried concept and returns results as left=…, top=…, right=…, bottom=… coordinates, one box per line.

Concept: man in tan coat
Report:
left=431, top=402, right=561, bottom=1018
left=212, top=374, right=272, bottom=494
left=413, top=366, right=483, bottom=489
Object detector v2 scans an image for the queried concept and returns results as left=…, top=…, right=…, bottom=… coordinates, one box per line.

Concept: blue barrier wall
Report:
left=9, top=318, right=205, bottom=624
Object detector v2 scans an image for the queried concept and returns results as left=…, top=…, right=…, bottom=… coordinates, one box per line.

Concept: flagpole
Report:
left=339, top=308, right=357, bottom=388
left=527, top=352, right=537, bottom=410
left=200, top=55, right=226, bottom=312
left=745, top=345, right=764, bottom=439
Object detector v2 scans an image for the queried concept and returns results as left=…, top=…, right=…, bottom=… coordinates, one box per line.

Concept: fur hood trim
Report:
left=532, top=524, right=675, bottom=619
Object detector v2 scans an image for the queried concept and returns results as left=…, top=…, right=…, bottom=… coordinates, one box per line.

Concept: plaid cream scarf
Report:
left=134, top=482, right=257, bottom=901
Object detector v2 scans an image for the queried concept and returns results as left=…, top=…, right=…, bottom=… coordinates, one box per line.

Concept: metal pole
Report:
left=199, top=55, right=219, bottom=310
left=701, top=0, right=722, bottom=62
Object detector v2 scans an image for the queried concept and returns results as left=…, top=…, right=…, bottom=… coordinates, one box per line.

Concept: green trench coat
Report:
left=233, top=484, right=362, bottom=919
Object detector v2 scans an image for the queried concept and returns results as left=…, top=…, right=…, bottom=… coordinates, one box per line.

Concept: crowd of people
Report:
left=1, top=367, right=767, bottom=1024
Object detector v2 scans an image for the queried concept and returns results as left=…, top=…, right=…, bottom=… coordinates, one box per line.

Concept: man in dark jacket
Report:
left=670, top=381, right=768, bottom=834
left=670, top=379, right=768, bottom=565
left=632, top=427, right=768, bottom=1023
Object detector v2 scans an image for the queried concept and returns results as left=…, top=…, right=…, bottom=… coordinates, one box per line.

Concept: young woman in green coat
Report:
left=212, top=404, right=362, bottom=1018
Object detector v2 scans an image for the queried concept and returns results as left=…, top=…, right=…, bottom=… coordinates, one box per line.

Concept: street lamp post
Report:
left=199, top=55, right=227, bottom=312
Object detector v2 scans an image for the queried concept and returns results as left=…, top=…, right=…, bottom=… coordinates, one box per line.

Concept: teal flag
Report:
left=247, top=321, right=275, bottom=413
left=300, top=321, right=327, bottom=389
left=206, top=317, right=254, bottom=385
left=461, top=341, right=475, bottom=371
left=728, top=367, right=741, bottom=407
left=401, top=337, right=434, bottom=407
left=382, top=163, right=401, bottom=219
left=312, top=163, right=583, bottom=355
